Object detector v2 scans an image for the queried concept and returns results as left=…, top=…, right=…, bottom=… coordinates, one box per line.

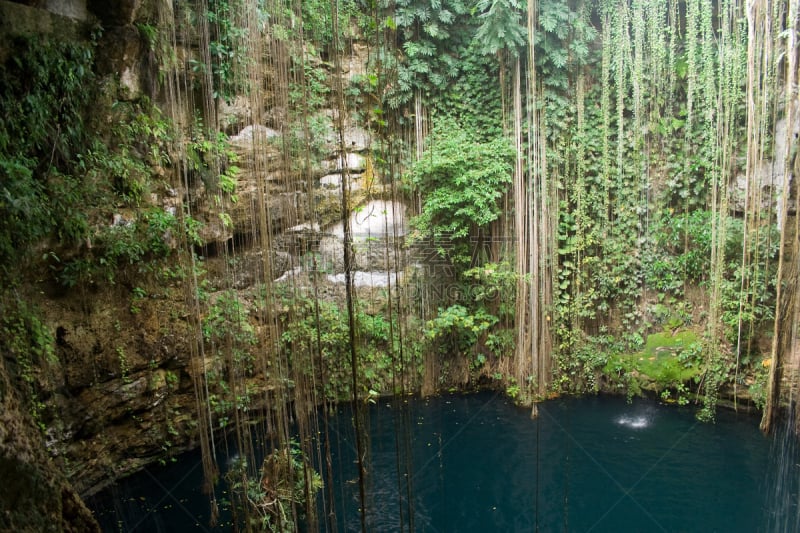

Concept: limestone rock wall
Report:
left=1, top=345, right=99, bottom=532
left=0, top=0, right=391, bottom=509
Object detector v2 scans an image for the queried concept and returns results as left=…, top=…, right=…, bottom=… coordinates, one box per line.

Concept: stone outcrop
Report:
left=0, top=1, right=399, bottom=526
left=1, top=358, right=99, bottom=532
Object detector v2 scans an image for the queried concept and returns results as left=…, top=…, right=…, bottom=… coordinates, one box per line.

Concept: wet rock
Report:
left=93, top=25, right=143, bottom=99
left=343, top=41, right=369, bottom=82
left=229, top=124, right=280, bottom=146
left=227, top=189, right=304, bottom=237
left=218, top=97, right=256, bottom=132
left=287, top=222, right=321, bottom=233
left=343, top=126, right=371, bottom=152
left=318, top=235, right=408, bottom=273
left=212, top=249, right=292, bottom=289
left=318, top=200, right=409, bottom=272
left=326, top=271, right=404, bottom=288
left=111, top=211, right=136, bottom=227
left=195, top=211, right=233, bottom=245
left=330, top=200, right=408, bottom=239
left=279, top=223, right=323, bottom=256
left=0, top=1, right=84, bottom=63
left=321, top=126, right=371, bottom=153
left=44, top=0, right=88, bottom=20
left=318, top=172, right=366, bottom=191
left=732, top=117, right=800, bottom=223
left=326, top=152, right=366, bottom=173
left=319, top=173, right=343, bottom=189
left=74, top=370, right=170, bottom=426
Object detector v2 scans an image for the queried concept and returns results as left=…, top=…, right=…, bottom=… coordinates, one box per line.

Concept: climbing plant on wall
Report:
left=406, top=120, right=514, bottom=269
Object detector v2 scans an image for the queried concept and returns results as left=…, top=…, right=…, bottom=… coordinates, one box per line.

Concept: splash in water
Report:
left=615, top=414, right=651, bottom=429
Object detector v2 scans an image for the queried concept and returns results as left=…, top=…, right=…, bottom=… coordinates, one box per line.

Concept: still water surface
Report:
left=89, top=393, right=797, bottom=532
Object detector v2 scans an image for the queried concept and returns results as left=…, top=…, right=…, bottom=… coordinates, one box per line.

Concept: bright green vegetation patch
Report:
left=634, top=331, right=701, bottom=383
left=605, top=330, right=701, bottom=403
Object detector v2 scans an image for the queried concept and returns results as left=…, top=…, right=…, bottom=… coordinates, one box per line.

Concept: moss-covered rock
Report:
left=604, top=330, right=701, bottom=402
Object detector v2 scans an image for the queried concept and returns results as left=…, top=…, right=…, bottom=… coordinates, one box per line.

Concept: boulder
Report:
left=732, top=117, right=800, bottom=225
left=343, top=126, right=371, bottom=152
left=229, top=124, right=280, bottom=146
left=324, top=152, right=366, bottom=173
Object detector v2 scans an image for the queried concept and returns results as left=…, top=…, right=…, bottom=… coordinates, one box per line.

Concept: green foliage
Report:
left=285, top=112, right=333, bottom=171
left=643, top=210, right=714, bottom=293
left=186, top=116, right=240, bottom=202
left=280, top=297, right=403, bottom=400
left=0, top=36, right=95, bottom=165
left=289, top=62, right=329, bottom=109
left=204, top=290, right=258, bottom=383
left=462, top=262, right=516, bottom=307
left=0, top=34, right=189, bottom=292
left=101, top=101, right=173, bottom=206
left=557, top=341, right=610, bottom=394
left=473, top=0, right=526, bottom=57
left=388, top=0, right=472, bottom=108
left=0, top=301, right=56, bottom=429
left=600, top=331, right=702, bottom=403
left=407, top=121, right=513, bottom=266
left=747, top=358, right=771, bottom=411
left=637, top=331, right=701, bottom=384
left=203, top=0, right=251, bottom=102
left=719, top=261, right=776, bottom=348
left=0, top=36, right=97, bottom=280
left=439, top=49, right=505, bottom=136
left=425, top=304, right=498, bottom=354
left=301, top=0, right=363, bottom=46
left=280, top=298, right=348, bottom=398
left=49, top=208, right=200, bottom=288
left=418, top=263, right=517, bottom=381
left=535, top=0, right=597, bottom=139
left=698, top=213, right=779, bottom=418
left=226, top=441, right=323, bottom=531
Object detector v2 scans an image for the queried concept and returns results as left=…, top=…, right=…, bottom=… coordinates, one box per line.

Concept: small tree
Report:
left=407, top=120, right=514, bottom=269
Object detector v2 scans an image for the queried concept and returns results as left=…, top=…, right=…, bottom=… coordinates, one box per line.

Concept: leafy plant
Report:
left=0, top=36, right=97, bottom=280
left=406, top=120, right=514, bottom=268
left=186, top=117, right=240, bottom=202
left=389, top=0, right=472, bottom=107
left=0, top=301, right=57, bottom=429
left=196, top=0, right=252, bottom=102
left=425, top=304, right=498, bottom=357
left=280, top=297, right=404, bottom=401
left=473, top=0, right=526, bottom=57
left=225, top=441, right=323, bottom=531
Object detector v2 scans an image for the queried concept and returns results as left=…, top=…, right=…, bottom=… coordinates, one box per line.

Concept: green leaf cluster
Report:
left=279, top=296, right=404, bottom=400
left=0, top=36, right=97, bottom=280
left=406, top=120, right=513, bottom=265
left=473, top=0, right=526, bottom=57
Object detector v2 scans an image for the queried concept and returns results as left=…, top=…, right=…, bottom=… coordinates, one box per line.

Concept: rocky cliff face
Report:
left=0, top=0, right=391, bottom=528
left=1, top=323, right=100, bottom=532
left=34, top=115, right=389, bottom=497
left=0, top=0, right=400, bottom=508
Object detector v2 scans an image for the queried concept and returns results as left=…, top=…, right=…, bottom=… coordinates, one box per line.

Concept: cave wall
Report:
left=0, top=4, right=99, bottom=530
left=0, top=360, right=99, bottom=533
left=0, top=0, right=380, bottom=506
left=1, top=0, right=797, bottom=527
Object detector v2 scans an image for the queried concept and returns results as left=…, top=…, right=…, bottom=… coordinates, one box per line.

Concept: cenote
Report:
left=89, top=393, right=799, bottom=532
